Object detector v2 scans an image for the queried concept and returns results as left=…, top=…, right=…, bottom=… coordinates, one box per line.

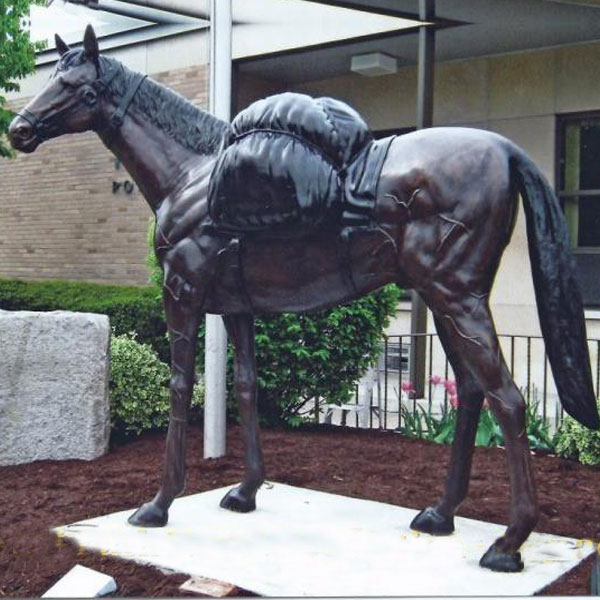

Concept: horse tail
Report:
left=511, top=148, right=599, bottom=430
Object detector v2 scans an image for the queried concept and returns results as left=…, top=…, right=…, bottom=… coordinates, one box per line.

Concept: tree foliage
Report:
left=0, top=0, right=44, bottom=157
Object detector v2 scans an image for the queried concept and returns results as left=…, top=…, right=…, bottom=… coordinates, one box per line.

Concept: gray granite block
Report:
left=0, top=310, right=110, bottom=465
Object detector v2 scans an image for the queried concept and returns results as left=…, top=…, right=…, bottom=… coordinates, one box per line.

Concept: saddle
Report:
left=207, top=92, right=393, bottom=236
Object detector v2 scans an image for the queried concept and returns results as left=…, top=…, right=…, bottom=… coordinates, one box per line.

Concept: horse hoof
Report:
left=128, top=502, right=168, bottom=527
left=410, top=506, right=454, bottom=535
left=479, top=544, right=524, bottom=572
left=220, top=487, right=256, bottom=513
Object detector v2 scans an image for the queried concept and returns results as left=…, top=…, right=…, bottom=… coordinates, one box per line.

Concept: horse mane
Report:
left=96, top=55, right=231, bottom=155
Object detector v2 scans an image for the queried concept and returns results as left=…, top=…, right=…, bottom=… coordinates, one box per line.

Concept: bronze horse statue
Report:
left=9, top=26, right=599, bottom=573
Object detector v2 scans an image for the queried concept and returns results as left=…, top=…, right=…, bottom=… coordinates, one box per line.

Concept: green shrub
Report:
left=147, top=217, right=163, bottom=289
left=555, top=401, right=600, bottom=465
left=109, top=333, right=203, bottom=435
left=0, top=278, right=169, bottom=361
left=251, top=286, right=400, bottom=426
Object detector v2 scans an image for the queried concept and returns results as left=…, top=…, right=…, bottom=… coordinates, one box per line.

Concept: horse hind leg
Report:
left=478, top=370, right=539, bottom=572
left=414, top=294, right=538, bottom=572
left=410, top=316, right=485, bottom=536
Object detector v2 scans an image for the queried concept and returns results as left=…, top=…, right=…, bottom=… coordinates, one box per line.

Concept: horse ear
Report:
left=82, top=24, right=99, bottom=63
left=54, top=34, right=70, bottom=57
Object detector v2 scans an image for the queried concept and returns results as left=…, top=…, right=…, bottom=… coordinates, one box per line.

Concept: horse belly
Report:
left=246, top=238, right=352, bottom=313
left=204, top=229, right=397, bottom=314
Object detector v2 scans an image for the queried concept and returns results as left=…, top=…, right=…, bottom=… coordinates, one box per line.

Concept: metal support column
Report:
left=410, top=0, right=435, bottom=399
left=416, top=0, right=435, bottom=129
left=204, top=0, right=232, bottom=459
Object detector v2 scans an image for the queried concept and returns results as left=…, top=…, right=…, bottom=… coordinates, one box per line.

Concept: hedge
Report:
left=0, top=278, right=169, bottom=360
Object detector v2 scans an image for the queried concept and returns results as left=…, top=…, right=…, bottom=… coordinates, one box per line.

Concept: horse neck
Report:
left=98, top=107, right=215, bottom=211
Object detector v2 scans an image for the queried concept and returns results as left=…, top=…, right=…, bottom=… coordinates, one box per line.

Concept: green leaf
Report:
left=0, top=0, right=40, bottom=156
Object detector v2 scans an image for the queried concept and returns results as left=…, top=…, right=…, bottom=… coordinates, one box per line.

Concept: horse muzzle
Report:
left=8, top=114, right=41, bottom=153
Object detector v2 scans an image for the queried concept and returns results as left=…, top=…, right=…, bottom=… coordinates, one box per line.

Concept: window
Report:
left=380, top=341, right=410, bottom=374
left=557, top=112, right=600, bottom=249
left=556, top=112, right=600, bottom=305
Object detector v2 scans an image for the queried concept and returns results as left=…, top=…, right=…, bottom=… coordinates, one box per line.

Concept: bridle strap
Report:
left=18, top=94, right=88, bottom=141
left=17, top=108, right=41, bottom=133
left=110, top=72, right=147, bottom=129
left=16, top=65, right=147, bottom=143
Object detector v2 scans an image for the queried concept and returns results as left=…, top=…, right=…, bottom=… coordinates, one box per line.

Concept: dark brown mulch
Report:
left=1, top=423, right=598, bottom=597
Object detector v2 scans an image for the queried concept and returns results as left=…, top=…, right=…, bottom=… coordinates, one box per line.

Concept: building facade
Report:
left=2, top=0, right=600, bottom=345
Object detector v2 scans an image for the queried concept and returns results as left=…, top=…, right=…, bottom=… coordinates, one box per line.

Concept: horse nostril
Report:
left=8, top=117, right=32, bottom=141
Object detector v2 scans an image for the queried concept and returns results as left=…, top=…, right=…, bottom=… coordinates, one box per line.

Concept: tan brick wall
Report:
left=0, top=65, right=208, bottom=286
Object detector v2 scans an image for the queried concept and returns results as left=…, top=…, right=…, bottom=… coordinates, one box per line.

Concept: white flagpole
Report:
left=204, top=0, right=232, bottom=459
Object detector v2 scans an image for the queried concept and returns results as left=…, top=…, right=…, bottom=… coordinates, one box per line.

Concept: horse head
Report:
left=9, top=25, right=120, bottom=153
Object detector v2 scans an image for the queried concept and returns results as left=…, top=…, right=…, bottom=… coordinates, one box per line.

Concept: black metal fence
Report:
left=315, top=333, right=600, bottom=432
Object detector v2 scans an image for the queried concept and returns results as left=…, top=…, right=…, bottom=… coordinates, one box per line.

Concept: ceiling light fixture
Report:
left=350, top=52, right=398, bottom=77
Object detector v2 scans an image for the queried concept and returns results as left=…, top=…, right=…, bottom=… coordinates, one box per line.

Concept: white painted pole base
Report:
left=204, top=314, right=228, bottom=458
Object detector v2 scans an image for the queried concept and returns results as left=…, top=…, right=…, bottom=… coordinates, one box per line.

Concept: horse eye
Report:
left=59, top=76, right=76, bottom=89
left=83, top=88, right=97, bottom=105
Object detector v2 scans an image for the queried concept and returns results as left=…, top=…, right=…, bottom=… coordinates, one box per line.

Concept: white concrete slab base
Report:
left=42, top=564, right=117, bottom=598
left=54, top=483, right=596, bottom=597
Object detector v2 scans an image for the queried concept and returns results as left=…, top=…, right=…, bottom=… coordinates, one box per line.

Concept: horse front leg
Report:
left=128, top=293, right=200, bottom=527
left=219, top=313, right=265, bottom=513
